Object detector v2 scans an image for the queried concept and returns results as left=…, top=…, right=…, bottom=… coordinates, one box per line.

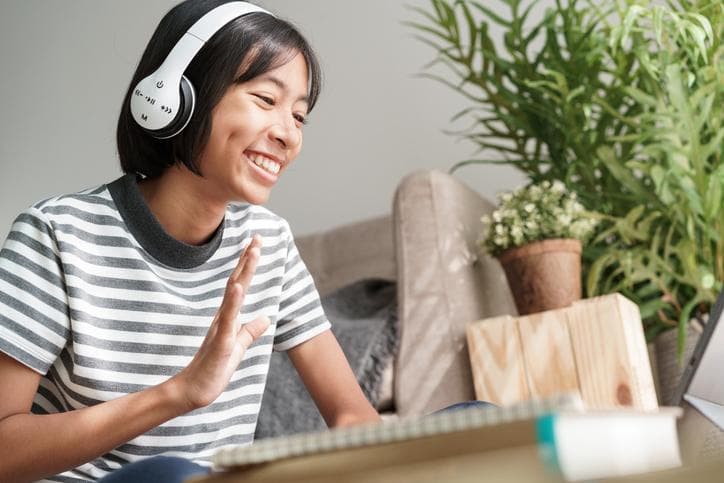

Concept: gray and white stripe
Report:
left=0, top=176, right=329, bottom=482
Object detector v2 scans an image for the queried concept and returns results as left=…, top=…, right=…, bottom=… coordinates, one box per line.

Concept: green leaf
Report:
left=406, top=4, right=446, bottom=27
left=623, top=86, right=659, bottom=108
left=586, top=251, right=617, bottom=296
left=449, top=157, right=537, bottom=173
left=405, top=21, right=454, bottom=43
left=685, top=22, right=709, bottom=63
left=639, top=298, right=668, bottom=321
left=653, top=6, right=664, bottom=45
left=459, top=1, right=478, bottom=64
left=621, top=205, right=646, bottom=242
left=596, top=146, right=653, bottom=203
left=469, top=1, right=512, bottom=27
left=679, top=176, right=705, bottom=216
left=704, top=174, right=723, bottom=220
left=620, top=5, right=646, bottom=52
left=688, top=12, right=713, bottom=41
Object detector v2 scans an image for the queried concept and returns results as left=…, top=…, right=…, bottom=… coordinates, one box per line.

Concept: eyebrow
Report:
left=259, top=75, right=309, bottom=105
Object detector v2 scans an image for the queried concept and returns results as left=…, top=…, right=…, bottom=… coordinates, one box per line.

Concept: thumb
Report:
left=237, top=316, right=271, bottom=348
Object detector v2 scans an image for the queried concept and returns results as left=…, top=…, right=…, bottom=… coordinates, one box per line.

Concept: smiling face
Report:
left=195, top=51, right=309, bottom=205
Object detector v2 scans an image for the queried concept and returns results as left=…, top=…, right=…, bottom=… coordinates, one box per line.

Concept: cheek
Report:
left=291, top=132, right=304, bottom=159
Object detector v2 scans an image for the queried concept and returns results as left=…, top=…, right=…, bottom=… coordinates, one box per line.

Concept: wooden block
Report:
left=466, top=293, right=658, bottom=410
left=566, top=295, right=657, bottom=410
left=466, top=315, right=530, bottom=406
left=518, top=311, right=579, bottom=399
left=617, top=295, right=658, bottom=409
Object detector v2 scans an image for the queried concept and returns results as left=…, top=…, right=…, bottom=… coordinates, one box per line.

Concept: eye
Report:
left=294, top=113, right=308, bottom=125
left=253, top=94, right=275, bottom=106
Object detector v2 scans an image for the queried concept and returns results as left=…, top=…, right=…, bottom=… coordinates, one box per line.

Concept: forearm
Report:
left=0, top=378, right=189, bottom=483
left=331, top=401, right=381, bottom=428
left=289, top=331, right=382, bottom=429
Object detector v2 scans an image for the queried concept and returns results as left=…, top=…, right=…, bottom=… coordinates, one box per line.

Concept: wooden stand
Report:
left=466, top=293, right=658, bottom=410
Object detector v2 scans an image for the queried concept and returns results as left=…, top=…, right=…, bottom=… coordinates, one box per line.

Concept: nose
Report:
left=268, top=117, right=301, bottom=151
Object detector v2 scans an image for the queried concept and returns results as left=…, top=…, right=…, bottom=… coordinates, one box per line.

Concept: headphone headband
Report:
left=130, top=2, right=274, bottom=139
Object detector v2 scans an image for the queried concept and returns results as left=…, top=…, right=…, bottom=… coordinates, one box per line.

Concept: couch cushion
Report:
left=393, top=169, right=517, bottom=417
left=295, top=216, right=395, bottom=297
left=255, top=279, right=398, bottom=439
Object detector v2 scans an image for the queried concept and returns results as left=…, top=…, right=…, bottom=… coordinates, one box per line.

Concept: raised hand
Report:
left=172, top=235, right=270, bottom=410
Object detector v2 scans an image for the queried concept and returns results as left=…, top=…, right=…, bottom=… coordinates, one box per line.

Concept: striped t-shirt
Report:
left=0, top=174, right=331, bottom=482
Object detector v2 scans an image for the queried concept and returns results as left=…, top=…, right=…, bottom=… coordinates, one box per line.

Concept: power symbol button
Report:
left=156, top=81, right=164, bottom=89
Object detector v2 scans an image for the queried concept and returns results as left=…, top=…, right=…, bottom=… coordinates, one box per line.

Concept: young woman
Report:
left=0, top=1, right=380, bottom=481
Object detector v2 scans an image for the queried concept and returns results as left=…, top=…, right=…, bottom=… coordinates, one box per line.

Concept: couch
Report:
left=292, top=169, right=517, bottom=420
left=257, top=169, right=724, bottom=467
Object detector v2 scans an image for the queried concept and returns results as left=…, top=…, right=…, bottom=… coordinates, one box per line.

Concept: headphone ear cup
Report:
left=147, top=76, right=196, bottom=139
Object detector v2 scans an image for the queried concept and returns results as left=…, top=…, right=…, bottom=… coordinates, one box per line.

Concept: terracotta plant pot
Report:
left=498, top=238, right=582, bottom=315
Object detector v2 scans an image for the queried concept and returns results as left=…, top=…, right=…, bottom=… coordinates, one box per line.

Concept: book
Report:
left=207, top=395, right=682, bottom=483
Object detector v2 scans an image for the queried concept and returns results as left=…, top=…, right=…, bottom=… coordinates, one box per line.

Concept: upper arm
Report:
left=0, top=208, right=71, bottom=375
left=273, top=223, right=330, bottom=351
left=0, top=352, right=41, bottom=420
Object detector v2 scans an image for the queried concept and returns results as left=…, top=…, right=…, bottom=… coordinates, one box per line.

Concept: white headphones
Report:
left=130, top=2, right=273, bottom=139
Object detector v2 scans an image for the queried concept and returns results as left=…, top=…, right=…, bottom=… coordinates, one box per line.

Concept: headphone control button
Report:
left=156, top=81, right=164, bottom=89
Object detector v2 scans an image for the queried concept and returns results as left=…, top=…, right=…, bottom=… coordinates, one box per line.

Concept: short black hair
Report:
left=116, top=0, right=322, bottom=178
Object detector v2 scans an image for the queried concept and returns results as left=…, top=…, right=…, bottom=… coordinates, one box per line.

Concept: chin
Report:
left=236, top=188, right=271, bottom=206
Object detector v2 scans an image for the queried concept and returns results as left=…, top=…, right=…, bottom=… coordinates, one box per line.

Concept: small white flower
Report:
left=481, top=179, right=597, bottom=255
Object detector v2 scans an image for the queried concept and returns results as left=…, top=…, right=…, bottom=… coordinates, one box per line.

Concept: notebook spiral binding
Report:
left=214, top=393, right=584, bottom=468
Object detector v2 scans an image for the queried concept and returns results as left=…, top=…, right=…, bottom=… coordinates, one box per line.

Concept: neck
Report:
left=138, top=166, right=227, bottom=246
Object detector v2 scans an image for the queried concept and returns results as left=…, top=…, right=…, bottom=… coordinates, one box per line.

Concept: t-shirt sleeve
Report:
left=273, top=223, right=331, bottom=351
left=0, top=207, right=71, bottom=374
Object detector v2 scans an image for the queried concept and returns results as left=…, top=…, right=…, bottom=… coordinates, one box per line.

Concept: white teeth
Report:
left=250, top=155, right=280, bottom=175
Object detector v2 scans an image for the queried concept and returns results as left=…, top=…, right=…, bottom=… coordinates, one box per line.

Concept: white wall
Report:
left=0, top=0, right=526, bottom=240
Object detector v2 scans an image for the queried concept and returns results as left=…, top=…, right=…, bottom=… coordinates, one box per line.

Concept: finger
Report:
left=215, top=282, right=244, bottom=338
left=237, top=316, right=271, bottom=348
left=228, top=237, right=255, bottom=283
left=236, top=237, right=261, bottom=289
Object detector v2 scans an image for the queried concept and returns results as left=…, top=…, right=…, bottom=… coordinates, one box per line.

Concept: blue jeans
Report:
left=98, top=401, right=493, bottom=482
left=97, top=456, right=208, bottom=483
left=433, top=400, right=495, bottom=413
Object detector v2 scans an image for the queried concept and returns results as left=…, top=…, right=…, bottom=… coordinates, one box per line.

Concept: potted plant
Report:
left=481, top=180, right=598, bottom=314
left=408, top=0, right=722, bottom=357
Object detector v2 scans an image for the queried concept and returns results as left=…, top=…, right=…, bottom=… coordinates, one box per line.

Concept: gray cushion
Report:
left=255, top=279, right=398, bottom=439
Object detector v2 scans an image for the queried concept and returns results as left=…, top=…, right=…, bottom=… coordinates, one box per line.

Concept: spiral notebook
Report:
left=213, top=394, right=583, bottom=468
left=208, top=394, right=684, bottom=483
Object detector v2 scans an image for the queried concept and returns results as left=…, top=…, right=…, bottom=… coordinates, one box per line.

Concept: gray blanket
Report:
left=254, top=279, right=398, bottom=439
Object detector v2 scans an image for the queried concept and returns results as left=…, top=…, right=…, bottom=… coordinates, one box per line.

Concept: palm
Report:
left=175, top=236, right=269, bottom=409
